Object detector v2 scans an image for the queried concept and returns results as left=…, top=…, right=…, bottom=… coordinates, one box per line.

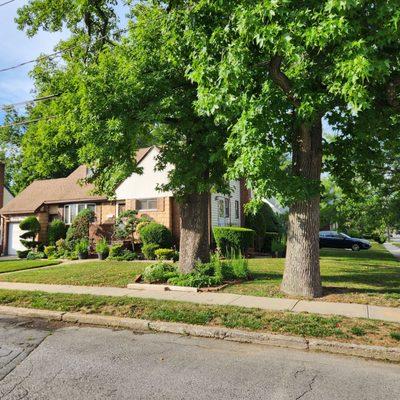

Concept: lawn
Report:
left=0, top=259, right=61, bottom=274
left=0, top=260, right=151, bottom=287
left=224, top=243, right=400, bottom=307
left=0, top=289, right=399, bottom=347
left=0, top=243, right=399, bottom=307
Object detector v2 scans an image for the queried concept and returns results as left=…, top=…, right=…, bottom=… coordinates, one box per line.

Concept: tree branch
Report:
left=386, top=76, right=400, bottom=110
left=269, top=55, right=301, bottom=108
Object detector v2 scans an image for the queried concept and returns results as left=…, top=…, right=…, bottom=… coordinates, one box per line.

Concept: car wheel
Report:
left=351, top=243, right=360, bottom=252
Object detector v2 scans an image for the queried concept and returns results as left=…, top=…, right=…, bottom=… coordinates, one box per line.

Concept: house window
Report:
left=225, top=198, right=230, bottom=218
left=218, top=199, right=224, bottom=218
left=137, top=198, right=157, bottom=211
left=64, top=203, right=96, bottom=224
left=235, top=200, right=239, bottom=219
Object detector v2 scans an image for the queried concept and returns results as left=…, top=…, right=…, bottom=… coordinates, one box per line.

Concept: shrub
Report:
left=108, top=249, right=137, bottom=261
left=109, top=244, right=125, bottom=258
left=227, top=249, right=249, bottom=279
left=264, top=232, right=280, bottom=253
left=154, top=248, right=179, bottom=261
left=44, top=246, right=56, bottom=258
left=271, top=238, right=286, bottom=256
left=142, top=263, right=179, bottom=283
left=245, top=203, right=282, bottom=251
left=212, top=226, right=255, bottom=255
left=136, top=218, right=152, bottom=236
left=26, top=251, right=45, bottom=260
left=48, top=219, right=67, bottom=245
left=142, top=243, right=160, bottom=260
left=75, top=239, right=89, bottom=258
left=16, top=250, right=30, bottom=259
left=66, top=209, right=96, bottom=247
left=139, top=222, right=173, bottom=248
left=113, top=210, right=139, bottom=245
left=95, top=238, right=109, bottom=259
left=19, top=216, right=41, bottom=250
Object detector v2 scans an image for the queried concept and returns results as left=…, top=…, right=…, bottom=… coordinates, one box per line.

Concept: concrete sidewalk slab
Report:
left=368, top=305, right=400, bottom=323
left=293, top=300, right=368, bottom=319
left=229, top=295, right=298, bottom=311
left=384, top=242, right=400, bottom=260
left=0, top=281, right=399, bottom=324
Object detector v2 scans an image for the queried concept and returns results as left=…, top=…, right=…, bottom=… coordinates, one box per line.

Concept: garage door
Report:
left=8, top=222, right=26, bottom=256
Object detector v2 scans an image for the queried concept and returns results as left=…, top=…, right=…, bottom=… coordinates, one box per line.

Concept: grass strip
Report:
left=0, top=260, right=61, bottom=274
left=0, top=289, right=399, bottom=347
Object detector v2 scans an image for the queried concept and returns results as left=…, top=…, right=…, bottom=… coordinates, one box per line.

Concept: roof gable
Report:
left=0, top=166, right=107, bottom=215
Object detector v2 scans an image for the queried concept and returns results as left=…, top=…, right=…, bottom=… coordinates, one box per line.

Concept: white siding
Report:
left=210, top=180, right=241, bottom=228
left=115, top=147, right=173, bottom=200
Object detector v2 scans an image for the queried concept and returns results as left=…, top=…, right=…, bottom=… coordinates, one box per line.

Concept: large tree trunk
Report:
left=179, top=192, right=210, bottom=273
left=281, top=119, right=323, bottom=298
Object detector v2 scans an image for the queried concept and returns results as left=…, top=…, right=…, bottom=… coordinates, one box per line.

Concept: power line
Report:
left=0, top=115, right=58, bottom=129
left=0, top=27, right=128, bottom=73
left=0, top=94, right=61, bottom=111
left=0, top=0, right=17, bottom=7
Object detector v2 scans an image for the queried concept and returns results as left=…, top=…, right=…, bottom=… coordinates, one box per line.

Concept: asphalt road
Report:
left=0, top=315, right=400, bottom=399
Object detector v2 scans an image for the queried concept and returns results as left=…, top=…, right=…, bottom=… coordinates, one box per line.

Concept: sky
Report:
left=0, top=0, right=129, bottom=123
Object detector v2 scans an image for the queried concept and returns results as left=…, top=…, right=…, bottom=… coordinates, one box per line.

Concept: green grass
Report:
left=0, top=243, right=399, bottom=307
left=224, top=243, right=400, bottom=307
left=0, top=261, right=151, bottom=287
left=0, top=259, right=61, bottom=274
left=0, top=288, right=398, bottom=347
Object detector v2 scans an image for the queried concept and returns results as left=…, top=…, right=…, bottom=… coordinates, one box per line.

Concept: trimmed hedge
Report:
left=212, top=226, right=255, bottom=255
left=142, top=243, right=160, bottom=260
left=48, top=219, right=67, bottom=245
left=139, top=222, right=173, bottom=248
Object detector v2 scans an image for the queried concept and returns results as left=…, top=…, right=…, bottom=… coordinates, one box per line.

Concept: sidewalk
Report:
left=384, top=242, right=400, bottom=260
left=0, top=281, right=399, bottom=323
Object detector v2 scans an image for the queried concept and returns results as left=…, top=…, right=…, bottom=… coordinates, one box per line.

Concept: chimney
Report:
left=0, top=162, right=4, bottom=209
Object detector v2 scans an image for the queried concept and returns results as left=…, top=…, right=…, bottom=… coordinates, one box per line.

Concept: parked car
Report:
left=319, top=231, right=371, bottom=251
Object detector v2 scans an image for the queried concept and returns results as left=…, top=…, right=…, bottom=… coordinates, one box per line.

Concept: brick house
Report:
left=0, top=147, right=251, bottom=255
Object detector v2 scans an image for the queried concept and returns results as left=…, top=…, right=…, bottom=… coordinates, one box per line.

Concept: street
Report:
left=0, top=315, right=400, bottom=399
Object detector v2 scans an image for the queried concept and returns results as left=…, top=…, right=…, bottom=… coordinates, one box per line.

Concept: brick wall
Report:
left=36, top=210, right=49, bottom=244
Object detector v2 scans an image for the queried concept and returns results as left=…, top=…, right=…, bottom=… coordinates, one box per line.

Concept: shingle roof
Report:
left=0, top=148, right=154, bottom=216
left=0, top=166, right=106, bottom=215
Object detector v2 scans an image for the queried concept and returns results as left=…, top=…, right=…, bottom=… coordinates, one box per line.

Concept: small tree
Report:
left=19, top=216, right=41, bottom=251
left=113, top=210, right=139, bottom=250
left=66, top=209, right=96, bottom=248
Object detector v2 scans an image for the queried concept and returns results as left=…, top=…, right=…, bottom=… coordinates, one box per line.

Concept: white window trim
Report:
left=64, top=203, right=96, bottom=224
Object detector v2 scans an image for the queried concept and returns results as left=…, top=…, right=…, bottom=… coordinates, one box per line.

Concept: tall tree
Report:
left=74, top=4, right=228, bottom=272
left=168, top=0, right=400, bottom=296
left=0, top=107, right=24, bottom=193
left=16, top=1, right=229, bottom=272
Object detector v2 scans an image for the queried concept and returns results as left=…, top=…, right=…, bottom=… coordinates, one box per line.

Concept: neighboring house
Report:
left=115, top=146, right=251, bottom=241
left=0, top=163, right=15, bottom=254
left=0, top=166, right=114, bottom=256
left=0, top=147, right=251, bottom=255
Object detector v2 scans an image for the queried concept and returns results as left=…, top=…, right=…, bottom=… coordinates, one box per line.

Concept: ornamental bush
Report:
left=48, top=219, right=67, bottom=245
left=142, top=263, right=179, bottom=283
left=66, top=209, right=96, bottom=247
left=212, top=226, right=255, bottom=255
left=155, top=248, right=179, bottom=262
left=109, top=244, right=125, bottom=258
left=142, top=243, right=160, bottom=260
left=139, top=222, right=173, bottom=248
left=19, top=216, right=41, bottom=250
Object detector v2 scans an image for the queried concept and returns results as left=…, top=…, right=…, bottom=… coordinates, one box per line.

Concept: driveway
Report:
left=0, top=315, right=400, bottom=399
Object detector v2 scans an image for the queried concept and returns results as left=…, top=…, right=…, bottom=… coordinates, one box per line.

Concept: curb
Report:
left=1, top=305, right=399, bottom=362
